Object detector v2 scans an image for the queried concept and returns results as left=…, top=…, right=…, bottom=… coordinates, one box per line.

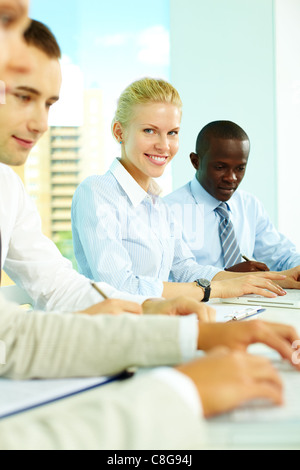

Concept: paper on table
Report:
left=212, top=304, right=245, bottom=322
left=213, top=305, right=236, bottom=322
left=212, top=304, right=264, bottom=322
left=0, top=376, right=115, bottom=420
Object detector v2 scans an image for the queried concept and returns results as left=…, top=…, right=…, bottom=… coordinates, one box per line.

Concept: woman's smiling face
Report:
left=114, top=101, right=181, bottom=191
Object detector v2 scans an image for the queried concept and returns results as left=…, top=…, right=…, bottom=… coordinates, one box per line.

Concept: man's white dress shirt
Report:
left=0, top=163, right=147, bottom=311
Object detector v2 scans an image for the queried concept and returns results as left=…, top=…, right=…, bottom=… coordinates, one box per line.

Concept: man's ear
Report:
left=190, top=152, right=200, bottom=171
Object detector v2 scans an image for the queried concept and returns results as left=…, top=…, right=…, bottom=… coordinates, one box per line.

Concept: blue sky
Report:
left=30, top=0, right=170, bottom=90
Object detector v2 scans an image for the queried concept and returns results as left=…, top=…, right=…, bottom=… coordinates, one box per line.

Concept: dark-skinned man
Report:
left=165, top=120, right=300, bottom=277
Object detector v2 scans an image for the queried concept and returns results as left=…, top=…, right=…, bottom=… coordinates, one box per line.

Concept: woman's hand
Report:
left=142, top=296, right=216, bottom=322
left=211, top=272, right=287, bottom=299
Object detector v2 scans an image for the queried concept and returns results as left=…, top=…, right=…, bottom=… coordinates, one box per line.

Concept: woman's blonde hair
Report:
left=112, top=77, right=182, bottom=136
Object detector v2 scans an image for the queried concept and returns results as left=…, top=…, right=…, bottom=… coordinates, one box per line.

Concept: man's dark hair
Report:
left=24, top=19, right=61, bottom=60
left=195, top=120, right=249, bottom=157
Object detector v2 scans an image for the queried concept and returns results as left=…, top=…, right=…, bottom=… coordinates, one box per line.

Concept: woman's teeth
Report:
left=148, top=155, right=166, bottom=162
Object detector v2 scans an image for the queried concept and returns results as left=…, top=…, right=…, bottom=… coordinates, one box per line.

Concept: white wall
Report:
left=276, top=0, right=300, bottom=250
left=170, top=0, right=278, bottom=223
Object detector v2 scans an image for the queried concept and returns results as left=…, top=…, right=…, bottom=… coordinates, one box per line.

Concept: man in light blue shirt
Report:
left=165, top=120, right=300, bottom=273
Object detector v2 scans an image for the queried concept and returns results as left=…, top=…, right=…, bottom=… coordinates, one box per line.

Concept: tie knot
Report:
left=215, top=202, right=230, bottom=221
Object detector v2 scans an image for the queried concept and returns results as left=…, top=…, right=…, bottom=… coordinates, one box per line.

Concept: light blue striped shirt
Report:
left=164, top=176, right=300, bottom=271
left=71, top=159, right=221, bottom=297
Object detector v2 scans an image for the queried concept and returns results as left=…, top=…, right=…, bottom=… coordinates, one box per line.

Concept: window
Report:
left=27, top=0, right=170, bottom=263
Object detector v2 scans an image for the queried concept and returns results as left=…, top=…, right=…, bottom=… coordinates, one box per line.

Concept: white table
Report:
left=205, top=303, right=300, bottom=450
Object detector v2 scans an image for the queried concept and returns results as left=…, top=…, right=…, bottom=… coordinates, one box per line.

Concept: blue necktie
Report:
left=215, top=202, right=242, bottom=269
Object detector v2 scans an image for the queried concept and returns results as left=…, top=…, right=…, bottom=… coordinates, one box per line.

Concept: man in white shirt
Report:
left=165, top=120, right=300, bottom=277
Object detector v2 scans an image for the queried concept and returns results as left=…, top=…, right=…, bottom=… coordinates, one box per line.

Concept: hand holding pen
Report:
left=225, top=255, right=270, bottom=272
left=90, top=281, right=108, bottom=299
left=79, top=281, right=143, bottom=315
left=242, top=255, right=270, bottom=272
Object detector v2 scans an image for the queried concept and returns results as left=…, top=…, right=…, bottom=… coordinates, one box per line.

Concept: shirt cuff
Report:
left=150, top=367, right=203, bottom=418
left=178, top=314, right=198, bottom=362
left=199, top=266, right=223, bottom=282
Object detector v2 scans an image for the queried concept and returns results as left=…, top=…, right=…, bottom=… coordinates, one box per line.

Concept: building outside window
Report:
left=21, top=0, right=171, bottom=265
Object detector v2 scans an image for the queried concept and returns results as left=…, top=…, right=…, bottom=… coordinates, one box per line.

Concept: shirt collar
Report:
left=110, top=158, right=162, bottom=207
left=190, top=176, right=233, bottom=215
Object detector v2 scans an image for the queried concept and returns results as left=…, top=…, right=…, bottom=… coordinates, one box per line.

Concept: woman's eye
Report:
left=144, top=129, right=154, bottom=134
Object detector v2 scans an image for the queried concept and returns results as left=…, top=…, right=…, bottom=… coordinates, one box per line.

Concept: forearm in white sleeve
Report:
left=150, top=367, right=203, bottom=419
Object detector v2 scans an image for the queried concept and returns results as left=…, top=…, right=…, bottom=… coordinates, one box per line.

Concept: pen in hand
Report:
left=90, top=281, right=108, bottom=300
left=242, top=255, right=270, bottom=272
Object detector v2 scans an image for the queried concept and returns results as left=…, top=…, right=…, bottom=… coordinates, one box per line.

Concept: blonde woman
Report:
left=71, top=77, right=288, bottom=302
